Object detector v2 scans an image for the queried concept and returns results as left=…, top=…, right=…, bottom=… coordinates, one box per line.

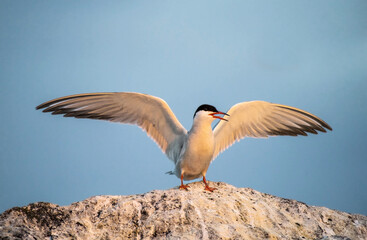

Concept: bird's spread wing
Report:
left=213, top=101, right=332, bottom=160
left=36, top=92, right=187, bottom=159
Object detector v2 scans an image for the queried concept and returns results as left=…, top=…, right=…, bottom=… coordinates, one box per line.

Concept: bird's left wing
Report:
left=212, top=101, right=332, bottom=160
left=36, top=92, right=187, bottom=159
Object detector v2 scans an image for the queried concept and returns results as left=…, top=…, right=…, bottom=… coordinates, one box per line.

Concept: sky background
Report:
left=1, top=1, right=366, bottom=215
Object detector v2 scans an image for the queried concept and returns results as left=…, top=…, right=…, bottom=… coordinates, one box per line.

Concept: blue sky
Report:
left=1, top=1, right=366, bottom=215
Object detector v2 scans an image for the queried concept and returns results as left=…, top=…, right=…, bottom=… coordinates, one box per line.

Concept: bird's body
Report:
left=175, top=111, right=215, bottom=181
left=36, top=92, right=332, bottom=191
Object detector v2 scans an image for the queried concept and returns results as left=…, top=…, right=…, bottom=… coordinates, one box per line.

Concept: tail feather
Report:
left=165, top=171, right=175, bottom=175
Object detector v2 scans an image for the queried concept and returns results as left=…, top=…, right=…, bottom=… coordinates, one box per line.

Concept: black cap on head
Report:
left=193, top=104, right=218, bottom=118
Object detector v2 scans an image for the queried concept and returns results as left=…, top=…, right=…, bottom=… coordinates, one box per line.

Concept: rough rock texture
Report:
left=0, top=182, right=366, bottom=240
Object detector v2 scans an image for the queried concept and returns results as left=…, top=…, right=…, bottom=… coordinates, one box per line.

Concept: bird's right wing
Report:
left=212, top=101, right=332, bottom=160
left=36, top=92, right=187, bottom=161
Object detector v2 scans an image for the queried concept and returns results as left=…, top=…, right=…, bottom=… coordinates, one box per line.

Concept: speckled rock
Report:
left=1, top=182, right=366, bottom=239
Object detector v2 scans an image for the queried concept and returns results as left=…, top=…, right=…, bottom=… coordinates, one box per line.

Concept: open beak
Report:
left=209, top=111, right=230, bottom=121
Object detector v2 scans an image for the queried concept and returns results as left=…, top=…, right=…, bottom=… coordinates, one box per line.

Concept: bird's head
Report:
left=193, top=104, right=229, bottom=122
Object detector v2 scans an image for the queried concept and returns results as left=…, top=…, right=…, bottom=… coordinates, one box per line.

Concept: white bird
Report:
left=36, top=92, right=332, bottom=191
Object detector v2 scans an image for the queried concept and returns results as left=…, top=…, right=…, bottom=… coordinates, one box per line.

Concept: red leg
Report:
left=203, top=176, right=217, bottom=192
left=179, top=173, right=189, bottom=190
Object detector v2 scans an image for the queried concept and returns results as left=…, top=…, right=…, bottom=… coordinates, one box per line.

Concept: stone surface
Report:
left=0, top=182, right=366, bottom=240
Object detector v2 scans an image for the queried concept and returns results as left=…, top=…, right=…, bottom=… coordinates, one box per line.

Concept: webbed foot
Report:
left=203, top=176, right=217, bottom=192
left=179, top=184, right=190, bottom=191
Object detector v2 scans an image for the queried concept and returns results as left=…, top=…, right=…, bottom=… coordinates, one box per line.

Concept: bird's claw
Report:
left=204, top=186, right=217, bottom=192
left=179, top=184, right=190, bottom=191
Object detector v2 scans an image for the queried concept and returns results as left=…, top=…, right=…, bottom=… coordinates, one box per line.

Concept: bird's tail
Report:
left=165, top=171, right=175, bottom=175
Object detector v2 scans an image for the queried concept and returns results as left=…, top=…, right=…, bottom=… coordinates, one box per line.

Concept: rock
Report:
left=0, top=182, right=366, bottom=240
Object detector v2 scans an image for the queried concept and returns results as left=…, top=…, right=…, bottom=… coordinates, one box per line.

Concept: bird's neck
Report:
left=190, top=117, right=214, bottom=134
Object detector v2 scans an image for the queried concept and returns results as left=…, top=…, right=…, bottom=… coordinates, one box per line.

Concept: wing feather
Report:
left=213, top=101, right=332, bottom=159
left=36, top=92, right=187, bottom=159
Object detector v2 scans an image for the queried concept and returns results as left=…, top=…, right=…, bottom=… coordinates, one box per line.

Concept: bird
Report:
left=36, top=92, right=332, bottom=191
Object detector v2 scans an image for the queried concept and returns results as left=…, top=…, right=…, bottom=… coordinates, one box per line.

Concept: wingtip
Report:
left=36, top=102, right=51, bottom=111
left=320, top=122, right=332, bottom=132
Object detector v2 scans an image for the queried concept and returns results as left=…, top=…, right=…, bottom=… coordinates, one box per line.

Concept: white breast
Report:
left=177, top=112, right=215, bottom=180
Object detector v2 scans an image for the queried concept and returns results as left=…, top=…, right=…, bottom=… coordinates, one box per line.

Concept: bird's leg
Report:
left=179, top=173, right=189, bottom=190
left=203, top=176, right=217, bottom=192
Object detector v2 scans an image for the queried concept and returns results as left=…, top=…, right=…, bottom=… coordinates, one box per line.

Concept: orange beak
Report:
left=209, top=112, right=229, bottom=121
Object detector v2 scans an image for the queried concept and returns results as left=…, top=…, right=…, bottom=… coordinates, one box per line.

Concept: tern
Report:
left=36, top=92, right=332, bottom=191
